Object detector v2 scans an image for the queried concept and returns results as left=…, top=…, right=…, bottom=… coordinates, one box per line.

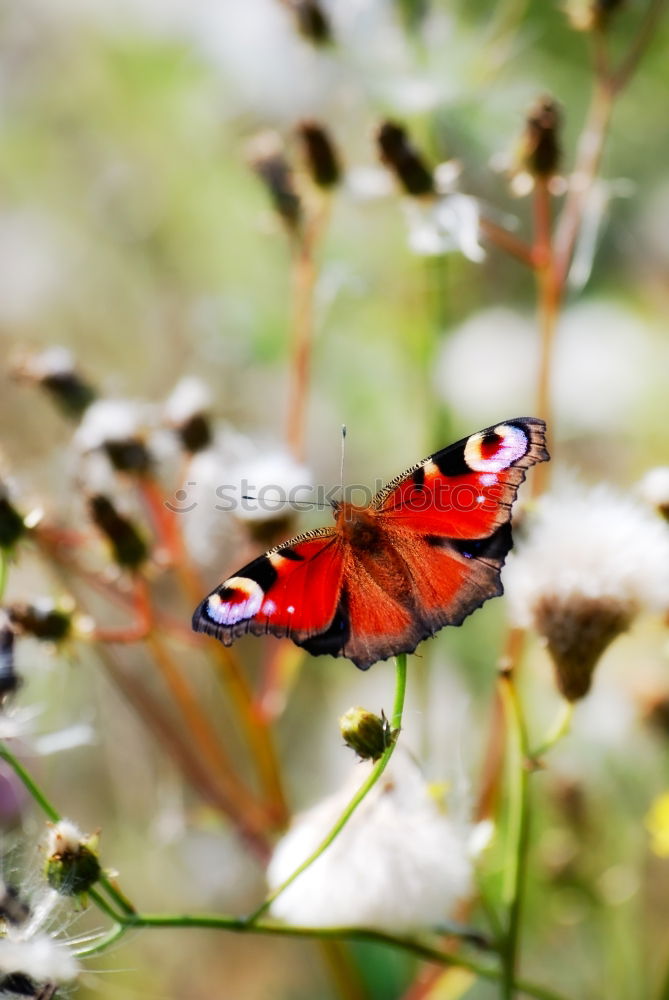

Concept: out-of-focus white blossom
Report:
left=436, top=300, right=662, bottom=434
left=637, top=467, right=669, bottom=518
left=504, top=484, right=669, bottom=699
left=163, top=376, right=212, bottom=426
left=232, top=448, right=312, bottom=524
left=267, top=751, right=472, bottom=932
left=74, top=399, right=155, bottom=452
left=404, top=194, right=484, bottom=262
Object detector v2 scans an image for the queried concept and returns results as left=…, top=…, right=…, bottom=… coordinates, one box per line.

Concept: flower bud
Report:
left=11, top=347, right=96, bottom=420
left=88, top=495, right=148, bottom=569
left=45, top=821, right=101, bottom=897
left=249, top=132, right=302, bottom=234
left=377, top=121, right=434, bottom=197
left=297, top=121, right=342, bottom=189
left=566, top=0, right=626, bottom=31
left=164, top=377, right=213, bottom=454
left=290, top=0, right=332, bottom=44
left=339, top=707, right=397, bottom=761
left=521, top=97, right=561, bottom=180
left=0, top=486, right=26, bottom=551
left=8, top=601, right=72, bottom=644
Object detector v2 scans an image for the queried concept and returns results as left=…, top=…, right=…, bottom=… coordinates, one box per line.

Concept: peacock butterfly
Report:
left=192, top=418, right=548, bottom=669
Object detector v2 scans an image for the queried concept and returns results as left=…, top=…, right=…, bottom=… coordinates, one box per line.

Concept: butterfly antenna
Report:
left=339, top=424, right=347, bottom=503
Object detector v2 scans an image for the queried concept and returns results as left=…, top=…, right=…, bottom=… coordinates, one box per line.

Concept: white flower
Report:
left=267, top=751, right=472, bottom=932
left=637, top=467, right=669, bottom=517
left=163, top=376, right=212, bottom=426
left=503, top=484, right=669, bottom=699
left=74, top=399, right=155, bottom=452
left=404, top=194, right=484, bottom=262
left=232, top=448, right=312, bottom=524
left=435, top=300, right=663, bottom=434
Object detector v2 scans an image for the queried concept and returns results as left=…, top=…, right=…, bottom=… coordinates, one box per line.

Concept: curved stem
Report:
left=0, top=741, right=60, bottom=822
left=86, top=909, right=565, bottom=1000
left=530, top=701, right=574, bottom=761
left=246, top=653, right=408, bottom=923
left=499, top=672, right=532, bottom=1000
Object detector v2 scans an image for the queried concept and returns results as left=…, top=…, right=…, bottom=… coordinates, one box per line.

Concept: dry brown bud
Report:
left=377, top=121, right=434, bottom=197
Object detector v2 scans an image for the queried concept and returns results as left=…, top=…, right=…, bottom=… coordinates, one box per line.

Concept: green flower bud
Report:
left=88, top=494, right=149, bottom=569
left=45, top=821, right=101, bottom=897
left=521, top=97, right=561, bottom=180
left=339, top=707, right=397, bottom=761
left=9, top=600, right=73, bottom=643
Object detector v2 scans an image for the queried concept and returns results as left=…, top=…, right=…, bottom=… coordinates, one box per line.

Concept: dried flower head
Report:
left=45, top=820, right=101, bottom=897
left=520, top=96, right=561, bottom=180
left=75, top=399, right=154, bottom=475
left=88, top=494, right=149, bottom=570
left=164, top=377, right=213, bottom=454
left=12, top=347, right=96, bottom=419
left=248, top=132, right=302, bottom=234
left=376, top=120, right=434, bottom=197
left=297, top=121, right=342, bottom=189
left=289, top=0, right=332, bottom=44
left=267, top=751, right=472, bottom=932
left=504, top=485, right=669, bottom=700
left=8, top=600, right=73, bottom=644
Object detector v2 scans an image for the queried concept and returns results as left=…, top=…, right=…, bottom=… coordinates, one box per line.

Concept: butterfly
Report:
left=192, top=418, right=548, bottom=669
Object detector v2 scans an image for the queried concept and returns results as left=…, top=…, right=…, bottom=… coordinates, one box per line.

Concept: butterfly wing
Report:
left=192, top=528, right=347, bottom=648
left=342, top=417, right=548, bottom=662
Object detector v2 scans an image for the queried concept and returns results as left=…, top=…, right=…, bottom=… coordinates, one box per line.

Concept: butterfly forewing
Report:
left=192, top=528, right=345, bottom=644
left=374, top=417, right=548, bottom=538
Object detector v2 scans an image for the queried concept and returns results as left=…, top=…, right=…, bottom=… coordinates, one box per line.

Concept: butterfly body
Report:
left=193, top=418, right=548, bottom=669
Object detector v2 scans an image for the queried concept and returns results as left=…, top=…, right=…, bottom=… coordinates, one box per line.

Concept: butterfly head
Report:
left=334, top=502, right=381, bottom=550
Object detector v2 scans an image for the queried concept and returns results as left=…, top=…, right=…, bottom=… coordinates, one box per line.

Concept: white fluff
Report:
left=503, top=484, right=669, bottom=627
left=267, top=751, right=472, bottom=933
left=0, top=934, right=79, bottom=983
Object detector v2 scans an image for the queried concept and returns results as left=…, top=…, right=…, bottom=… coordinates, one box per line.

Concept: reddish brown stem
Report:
left=479, top=216, right=535, bottom=268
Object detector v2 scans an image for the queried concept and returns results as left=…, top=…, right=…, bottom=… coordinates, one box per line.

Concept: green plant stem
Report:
left=531, top=702, right=574, bottom=761
left=75, top=909, right=566, bottom=1000
left=0, top=739, right=137, bottom=918
left=246, top=652, right=409, bottom=923
left=0, top=549, right=8, bottom=601
left=499, top=672, right=532, bottom=1000
left=0, top=741, right=60, bottom=821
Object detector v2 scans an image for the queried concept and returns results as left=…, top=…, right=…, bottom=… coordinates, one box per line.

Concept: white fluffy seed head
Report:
left=267, top=751, right=472, bottom=933
left=0, top=934, right=79, bottom=983
left=46, top=819, right=85, bottom=858
left=163, top=376, right=212, bottom=425
left=637, top=467, right=669, bottom=518
left=504, top=484, right=669, bottom=699
left=74, top=399, right=154, bottom=450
